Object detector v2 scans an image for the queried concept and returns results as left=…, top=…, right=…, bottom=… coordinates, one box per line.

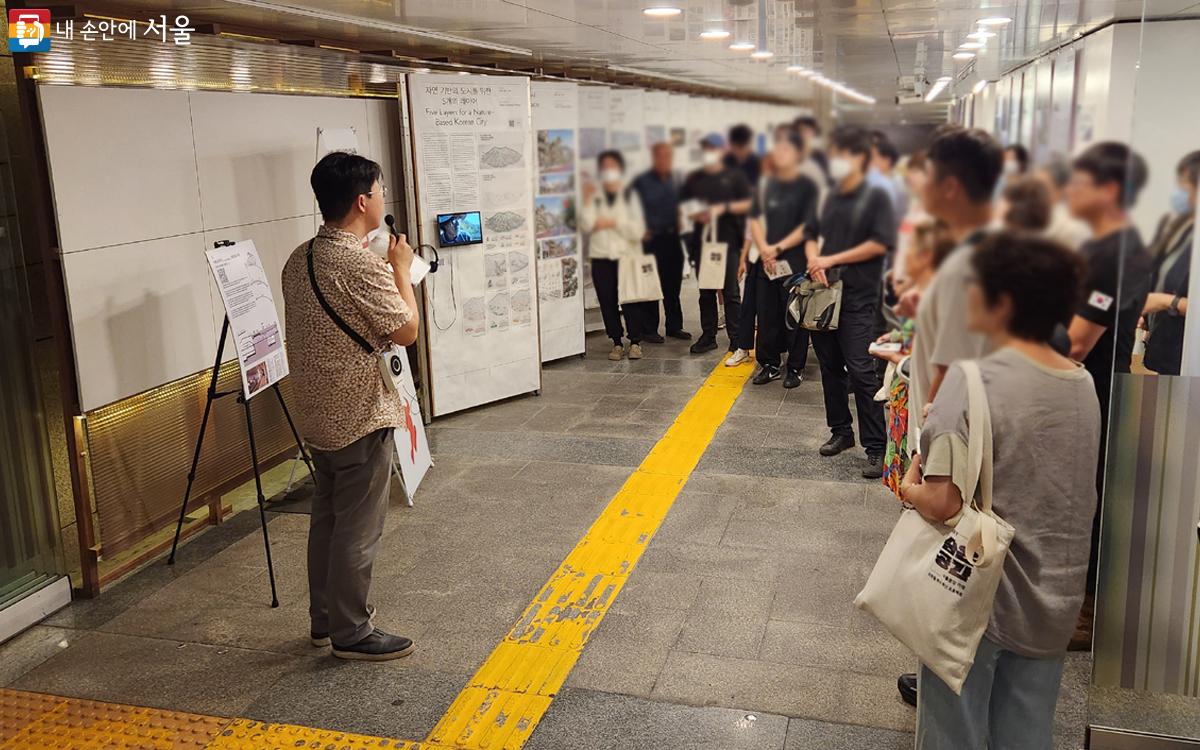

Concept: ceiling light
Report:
left=750, top=49, right=774, bottom=59
left=953, top=51, right=976, bottom=60
left=729, top=41, right=755, bottom=51
left=968, top=30, right=996, bottom=40
left=643, top=6, right=682, bottom=17
left=786, top=65, right=805, bottom=73
left=959, top=41, right=985, bottom=50
left=977, top=16, right=1012, bottom=26
left=973, top=79, right=987, bottom=94
left=699, top=29, right=731, bottom=40
left=925, top=78, right=951, bottom=102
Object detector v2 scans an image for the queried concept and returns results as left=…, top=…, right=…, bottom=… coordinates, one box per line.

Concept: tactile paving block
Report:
left=0, top=692, right=227, bottom=749
left=207, top=719, right=429, bottom=749
left=0, top=689, right=67, bottom=745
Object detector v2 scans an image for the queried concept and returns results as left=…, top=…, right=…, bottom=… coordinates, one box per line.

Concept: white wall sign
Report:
left=406, top=73, right=541, bottom=416
left=204, top=240, right=287, bottom=399
left=531, top=80, right=585, bottom=362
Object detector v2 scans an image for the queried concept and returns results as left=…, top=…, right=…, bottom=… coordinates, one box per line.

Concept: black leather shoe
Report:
left=690, top=339, right=718, bottom=354
left=667, top=330, right=693, bottom=340
left=819, top=434, right=855, bottom=457
left=862, top=453, right=885, bottom=480
left=783, top=369, right=803, bottom=389
left=643, top=333, right=666, bottom=344
left=898, top=673, right=918, bottom=707
left=752, top=365, right=781, bottom=385
left=332, top=628, right=415, bottom=661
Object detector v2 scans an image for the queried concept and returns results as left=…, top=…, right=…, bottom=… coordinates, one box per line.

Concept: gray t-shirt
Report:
left=910, top=241, right=991, bottom=433
left=920, top=348, right=1101, bottom=658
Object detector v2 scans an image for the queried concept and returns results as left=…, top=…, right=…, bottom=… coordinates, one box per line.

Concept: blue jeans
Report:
left=916, top=636, right=1065, bottom=750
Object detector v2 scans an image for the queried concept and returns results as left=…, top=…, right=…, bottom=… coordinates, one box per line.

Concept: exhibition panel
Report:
left=530, top=80, right=585, bottom=363
left=578, top=84, right=610, bottom=317
left=667, top=93, right=693, bottom=172
left=609, top=88, right=646, bottom=182
left=406, top=73, right=541, bottom=417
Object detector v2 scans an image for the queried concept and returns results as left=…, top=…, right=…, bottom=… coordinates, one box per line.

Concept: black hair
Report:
left=1177, top=150, right=1200, bottom=187
left=794, top=116, right=820, bottom=136
left=829, top=126, right=873, bottom=171
left=873, top=135, right=900, bottom=166
left=971, top=231, right=1084, bottom=342
left=773, top=124, right=804, bottom=153
left=1039, top=155, right=1072, bottom=189
left=597, top=149, right=625, bottom=171
left=729, top=124, right=754, bottom=147
left=1005, top=144, right=1030, bottom=173
left=927, top=127, right=1004, bottom=204
left=310, top=151, right=383, bottom=222
left=1002, top=176, right=1052, bottom=232
left=1072, top=142, right=1148, bottom=209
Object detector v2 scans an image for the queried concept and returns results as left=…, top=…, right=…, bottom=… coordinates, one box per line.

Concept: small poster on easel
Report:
left=382, top=345, right=432, bottom=501
left=205, top=240, right=288, bottom=399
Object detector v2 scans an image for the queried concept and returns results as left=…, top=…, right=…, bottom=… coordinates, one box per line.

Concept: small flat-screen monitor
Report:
left=435, top=211, right=483, bottom=248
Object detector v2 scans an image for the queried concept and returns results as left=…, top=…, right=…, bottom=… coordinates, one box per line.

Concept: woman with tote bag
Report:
left=580, top=150, right=657, bottom=361
left=859, top=232, right=1101, bottom=749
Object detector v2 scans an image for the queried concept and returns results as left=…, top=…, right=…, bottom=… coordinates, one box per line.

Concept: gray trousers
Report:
left=307, top=427, right=393, bottom=646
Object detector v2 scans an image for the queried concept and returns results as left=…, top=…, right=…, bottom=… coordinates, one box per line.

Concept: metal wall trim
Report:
left=1090, top=726, right=1200, bottom=749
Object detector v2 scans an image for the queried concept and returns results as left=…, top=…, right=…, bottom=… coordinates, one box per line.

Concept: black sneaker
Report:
left=667, top=329, right=693, bottom=340
left=332, top=628, right=415, bottom=661
left=690, top=339, right=718, bottom=354
left=311, top=604, right=376, bottom=647
left=752, top=365, right=781, bottom=385
left=643, top=333, right=666, bottom=344
left=819, top=434, right=855, bottom=457
left=862, top=453, right=885, bottom=480
left=898, top=673, right=918, bottom=707
left=783, top=369, right=803, bottom=389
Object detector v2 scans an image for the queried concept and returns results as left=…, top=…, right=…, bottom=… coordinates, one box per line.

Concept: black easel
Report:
left=167, top=240, right=314, bottom=608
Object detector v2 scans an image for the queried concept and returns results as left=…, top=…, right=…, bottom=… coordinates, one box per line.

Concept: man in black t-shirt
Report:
left=749, top=125, right=820, bottom=388
left=681, top=133, right=753, bottom=353
left=724, top=123, right=762, bottom=185
left=1064, top=141, right=1152, bottom=643
left=806, top=127, right=896, bottom=478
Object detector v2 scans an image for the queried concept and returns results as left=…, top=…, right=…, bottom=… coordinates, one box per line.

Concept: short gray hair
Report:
left=1039, top=154, right=1072, bottom=188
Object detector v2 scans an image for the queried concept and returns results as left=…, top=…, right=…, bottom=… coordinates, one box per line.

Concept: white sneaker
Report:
left=725, top=348, right=750, bottom=367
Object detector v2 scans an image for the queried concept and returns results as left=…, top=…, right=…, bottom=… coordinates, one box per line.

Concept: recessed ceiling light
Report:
left=977, top=16, right=1012, bottom=26
left=968, top=30, right=996, bottom=39
left=973, top=79, right=988, bottom=93
left=699, top=29, right=731, bottom=40
left=750, top=49, right=774, bottom=59
left=953, top=51, right=976, bottom=60
left=644, top=6, right=682, bottom=17
left=729, top=41, right=755, bottom=51
left=786, top=65, right=805, bottom=73
left=959, top=41, right=985, bottom=50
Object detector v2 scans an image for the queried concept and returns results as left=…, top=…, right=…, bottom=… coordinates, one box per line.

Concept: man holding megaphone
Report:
left=281, top=151, right=420, bottom=661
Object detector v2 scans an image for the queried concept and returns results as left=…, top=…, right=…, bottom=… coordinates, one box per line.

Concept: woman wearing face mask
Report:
left=580, top=150, right=654, bottom=361
left=1141, top=150, right=1199, bottom=375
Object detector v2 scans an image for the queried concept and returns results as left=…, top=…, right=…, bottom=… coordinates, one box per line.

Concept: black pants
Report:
left=810, top=303, right=885, bottom=455
left=688, top=237, right=741, bottom=347
left=735, top=261, right=759, bottom=351
left=755, top=269, right=809, bottom=371
left=591, top=257, right=656, bottom=345
left=645, top=233, right=684, bottom=335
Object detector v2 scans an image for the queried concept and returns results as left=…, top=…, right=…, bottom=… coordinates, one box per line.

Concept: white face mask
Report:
left=829, top=156, right=854, bottom=182
left=600, top=168, right=623, bottom=185
left=1002, top=160, right=1019, bottom=176
left=702, top=150, right=722, bottom=167
left=811, top=136, right=825, bottom=150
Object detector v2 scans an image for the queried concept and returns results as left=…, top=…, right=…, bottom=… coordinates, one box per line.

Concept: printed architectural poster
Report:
left=407, top=73, right=541, bottom=416
left=205, top=240, right=288, bottom=399
left=391, top=346, right=432, bottom=502
left=578, top=85, right=610, bottom=315
left=531, top=80, right=585, bottom=360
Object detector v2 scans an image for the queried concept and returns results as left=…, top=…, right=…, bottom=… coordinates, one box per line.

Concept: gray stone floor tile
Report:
left=689, top=577, right=776, bottom=620
left=428, top=428, right=655, bottom=467
left=675, top=612, right=767, bottom=660
left=0, top=626, right=72, bottom=687
left=567, top=609, right=686, bottom=697
left=638, top=542, right=782, bottom=582
left=770, top=555, right=872, bottom=628
left=242, top=661, right=469, bottom=741
left=783, top=718, right=912, bottom=749
left=13, top=630, right=305, bottom=717
left=656, top=491, right=738, bottom=546
left=758, top=620, right=913, bottom=678
left=697, top=444, right=872, bottom=483
left=527, top=688, right=790, bottom=750
left=609, top=570, right=702, bottom=614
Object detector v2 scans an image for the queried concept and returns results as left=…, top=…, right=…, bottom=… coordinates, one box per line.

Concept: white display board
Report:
left=407, top=73, right=541, bottom=416
left=643, top=90, right=669, bottom=153
left=531, top=80, right=585, bottom=362
left=610, top=88, right=646, bottom=177
left=204, top=240, right=287, bottom=399
left=668, top=93, right=692, bottom=171
left=578, top=85, right=611, bottom=315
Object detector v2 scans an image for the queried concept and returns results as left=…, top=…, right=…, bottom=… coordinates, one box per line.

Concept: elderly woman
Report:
left=901, top=231, right=1101, bottom=750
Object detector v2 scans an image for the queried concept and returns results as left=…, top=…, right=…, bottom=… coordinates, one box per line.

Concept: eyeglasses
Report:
left=365, top=184, right=389, bottom=198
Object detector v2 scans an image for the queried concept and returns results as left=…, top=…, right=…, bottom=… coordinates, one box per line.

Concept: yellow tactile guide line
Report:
left=0, top=357, right=752, bottom=750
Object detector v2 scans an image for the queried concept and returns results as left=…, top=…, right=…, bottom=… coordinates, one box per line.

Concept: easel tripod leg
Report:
left=272, top=383, right=314, bottom=477
left=243, top=394, right=280, bottom=608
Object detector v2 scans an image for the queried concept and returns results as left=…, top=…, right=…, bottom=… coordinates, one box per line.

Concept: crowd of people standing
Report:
left=581, top=117, right=1196, bottom=748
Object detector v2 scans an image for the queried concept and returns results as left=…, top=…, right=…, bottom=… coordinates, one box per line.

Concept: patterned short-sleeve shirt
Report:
left=281, top=225, right=412, bottom=452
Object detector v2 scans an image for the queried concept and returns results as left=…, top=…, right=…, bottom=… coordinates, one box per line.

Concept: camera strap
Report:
left=305, top=239, right=376, bottom=355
